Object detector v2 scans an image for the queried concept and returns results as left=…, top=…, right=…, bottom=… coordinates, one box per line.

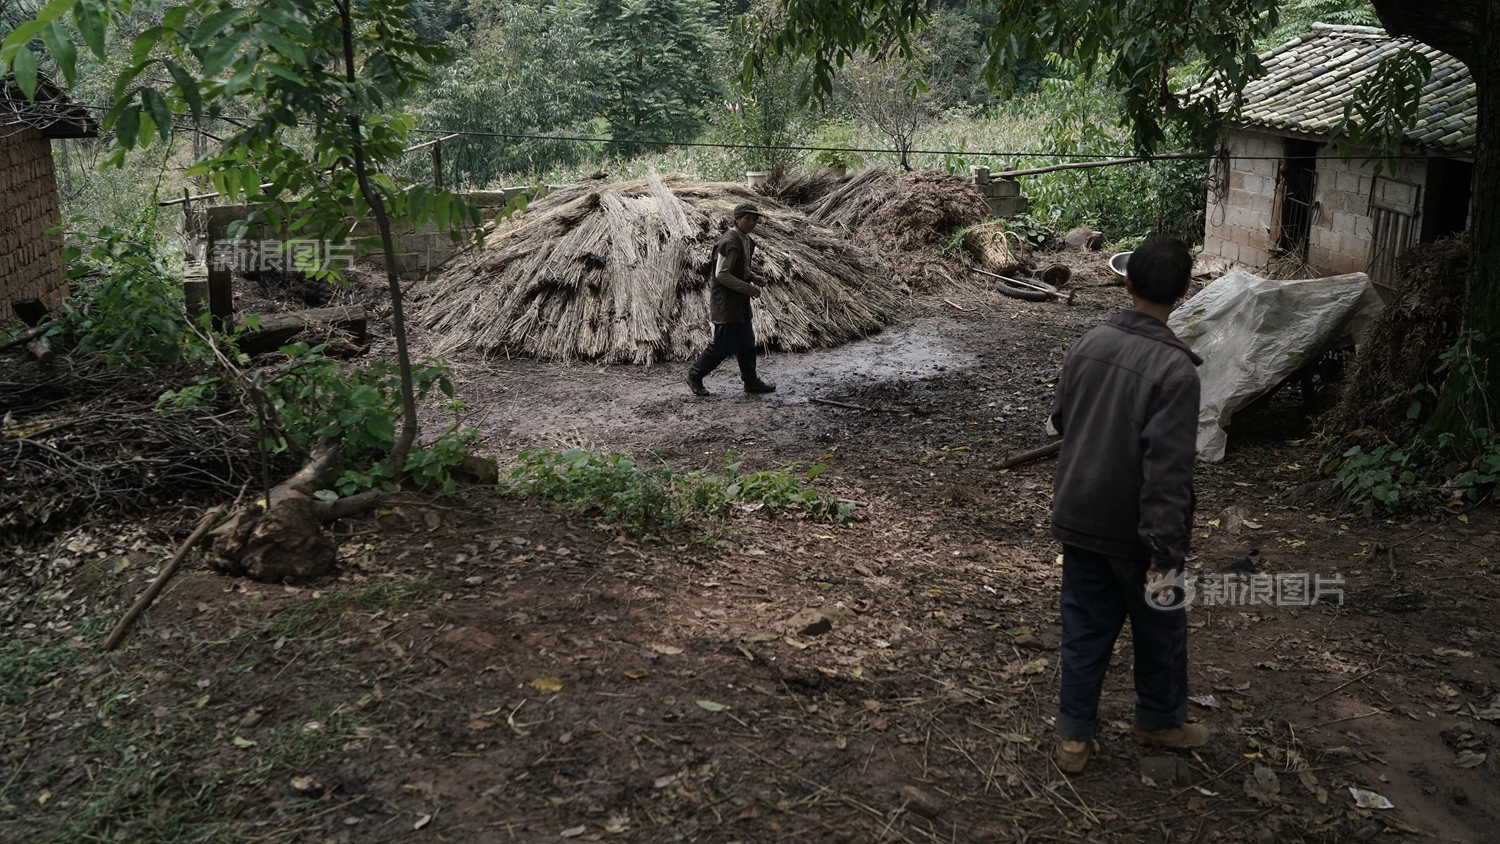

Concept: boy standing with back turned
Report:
left=1048, top=236, right=1207, bottom=774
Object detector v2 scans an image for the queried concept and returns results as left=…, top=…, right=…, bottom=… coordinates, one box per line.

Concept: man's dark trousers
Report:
left=1055, top=544, right=1188, bottom=740
left=688, top=350, right=760, bottom=384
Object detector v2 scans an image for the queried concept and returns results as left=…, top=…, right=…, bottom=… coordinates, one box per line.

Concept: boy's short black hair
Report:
left=1126, top=237, right=1193, bottom=304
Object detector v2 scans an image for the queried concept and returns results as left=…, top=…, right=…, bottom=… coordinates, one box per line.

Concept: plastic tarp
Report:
left=1167, top=269, right=1383, bottom=462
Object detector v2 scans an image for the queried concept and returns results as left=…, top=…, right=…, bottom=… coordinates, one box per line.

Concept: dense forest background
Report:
left=27, top=0, right=1378, bottom=249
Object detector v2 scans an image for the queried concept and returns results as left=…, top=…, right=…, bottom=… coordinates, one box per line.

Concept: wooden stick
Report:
left=811, top=397, right=870, bottom=411
left=0, top=322, right=53, bottom=353
left=25, top=336, right=53, bottom=363
left=102, top=505, right=227, bottom=652
left=999, top=440, right=1063, bottom=469
left=1304, top=662, right=1386, bottom=704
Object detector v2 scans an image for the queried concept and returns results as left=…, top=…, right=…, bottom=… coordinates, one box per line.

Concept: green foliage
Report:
left=416, top=0, right=603, bottom=184
left=1328, top=47, right=1433, bottom=175
left=710, top=5, right=818, bottom=172
left=507, top=448, right=856, bottom=535
left=60, top=226, right=211, bottom=367
left=755, top=0, right=1280, bottom=153
left=807, top=122, right=865, bottom=172
left=265, top=343, right=475, bottom=495
left=1446, top=428, right=1500, bottom=501
left=838, top=53, right=939, bottom=171
left=580, top=0, right=723, bottom=157
left=1265, top=0, right=1378, bottom=45
left=14, top=0, right=482, bottom=484
left=1005, top=210, right=1062, bottom=247
left=1008, top=78, right=1209, bottom=240
left=1321, top=441, right=1429, bottom=518
left=509, top=449, right=674, bottom=534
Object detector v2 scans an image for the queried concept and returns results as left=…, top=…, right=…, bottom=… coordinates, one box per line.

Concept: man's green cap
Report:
left=732, top=202, right=762, bottom=219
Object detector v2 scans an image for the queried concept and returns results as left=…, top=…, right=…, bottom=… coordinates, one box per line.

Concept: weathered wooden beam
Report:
left=235, top=306, right=368, bottom=356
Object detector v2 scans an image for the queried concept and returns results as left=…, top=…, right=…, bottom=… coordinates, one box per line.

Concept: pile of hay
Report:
left=783, top=167, right=994, bottom=291
left=1326, top=234, right=1469, bottom=437
left=417, top=174, right=901, bottom=364
left=772, top=167, right=991, bottom=255
left=754, top=165, right=850, bottom=207
left=859, top=170, right=992, bottom=255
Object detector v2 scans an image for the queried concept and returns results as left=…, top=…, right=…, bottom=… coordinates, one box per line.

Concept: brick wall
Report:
left=1307, top=153, right=1425, bottom=275
left=1202, top=129, right=1279, bottom=268
left=0, top=126, right=64, bottom=321
left=1203, top=127, right=1431, bottom=276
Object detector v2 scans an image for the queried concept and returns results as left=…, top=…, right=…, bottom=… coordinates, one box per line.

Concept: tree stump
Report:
left=212, top=497, right=338, bottom=583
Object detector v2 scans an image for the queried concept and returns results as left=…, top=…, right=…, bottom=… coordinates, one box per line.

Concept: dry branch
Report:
left=102, top=505, right=227, bottom=652
left=0, top=322, right=53, bottom=353
left=999, top=440, right=1062, bottom=469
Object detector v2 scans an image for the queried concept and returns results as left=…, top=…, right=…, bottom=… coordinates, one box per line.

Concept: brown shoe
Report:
left=686, top=373, right=710, bottom=396
left=1056, top=739, right=1097, bottom=774
left=1131, top=722, right=1210, bottom=749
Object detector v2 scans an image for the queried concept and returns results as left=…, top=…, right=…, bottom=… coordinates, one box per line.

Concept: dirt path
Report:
left=4, top=272, right=1499, bottom=843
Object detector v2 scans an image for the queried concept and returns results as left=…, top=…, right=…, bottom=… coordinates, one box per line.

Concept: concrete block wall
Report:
left=1308, top=153, right=1424, bottom=274
left=1204, top=127, right=1432, bottom=276
left=970, top=166, right=1029, bottom=218
left=203, top=188, right=534, bottom=282
left=1202, top=129, right=1279, bottom=268
left=0, top=127, right=65, bottom=321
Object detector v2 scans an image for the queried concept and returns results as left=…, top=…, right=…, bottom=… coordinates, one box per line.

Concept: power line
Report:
left=64, top=101, right=1456, bottom=162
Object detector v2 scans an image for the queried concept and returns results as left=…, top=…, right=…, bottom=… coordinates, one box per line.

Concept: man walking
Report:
left=1048, top=236, right=1207, bottom=774
left=686, top=202, right=776, bottom=396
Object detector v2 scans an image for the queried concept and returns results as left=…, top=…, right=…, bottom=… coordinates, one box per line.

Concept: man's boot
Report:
left=737, top=352, right=776, bottom=394
left=686, top=352, right=725, bottom=396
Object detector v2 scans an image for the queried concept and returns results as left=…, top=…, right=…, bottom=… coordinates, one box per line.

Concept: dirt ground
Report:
left=5, top=253, right=1500, bottom=843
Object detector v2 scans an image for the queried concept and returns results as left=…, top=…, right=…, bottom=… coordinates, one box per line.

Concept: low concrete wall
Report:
left=969, top=166, right=1029, bottom=218
left=197, top=188, right=535, bottom=281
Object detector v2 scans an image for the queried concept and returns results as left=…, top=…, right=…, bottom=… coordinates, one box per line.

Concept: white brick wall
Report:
left=1205, top=127, right=1434, bottom=275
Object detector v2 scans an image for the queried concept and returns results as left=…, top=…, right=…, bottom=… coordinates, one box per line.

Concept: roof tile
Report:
left=1226, top=24, right=1472, bottom=153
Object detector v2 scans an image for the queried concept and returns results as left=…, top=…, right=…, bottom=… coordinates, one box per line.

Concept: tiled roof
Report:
left=1235, top=24, right=1474, bottom=153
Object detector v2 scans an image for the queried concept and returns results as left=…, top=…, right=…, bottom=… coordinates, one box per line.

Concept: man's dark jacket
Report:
left=709, top=228, right=758, bottom=325
left=1049, top=310, right=1202, bottom=564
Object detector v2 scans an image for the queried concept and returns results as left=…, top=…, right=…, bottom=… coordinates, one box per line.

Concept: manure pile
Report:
left=1327, top=234, right=1468, bottom=437
left=418, top=174, right=901, bottom=364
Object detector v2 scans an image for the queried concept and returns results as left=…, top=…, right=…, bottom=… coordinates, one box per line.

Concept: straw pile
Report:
left=1326, top=234, right=1468, bottom=437
left=417, top=174, right=901, bottom=363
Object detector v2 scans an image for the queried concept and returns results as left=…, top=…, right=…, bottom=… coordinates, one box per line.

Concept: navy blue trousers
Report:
left=1055, top=544, right=1188, bottom=740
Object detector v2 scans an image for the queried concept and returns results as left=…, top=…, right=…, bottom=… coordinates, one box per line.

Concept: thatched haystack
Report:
left=755, top=165, right=850, bottom=207
left=1326, top=234, right=1468, bottom=437
left=417, top=174, right=901, bottom=364
left=782, top=167, right=993, bottom=292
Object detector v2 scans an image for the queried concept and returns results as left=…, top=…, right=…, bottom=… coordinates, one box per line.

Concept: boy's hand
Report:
left=748, top=284, right=763, bottom=298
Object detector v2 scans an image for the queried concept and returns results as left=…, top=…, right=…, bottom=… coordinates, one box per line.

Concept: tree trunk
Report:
left=1418, top=2, right=1500, bottom=451
left=337, top=0, right=420, bottom=484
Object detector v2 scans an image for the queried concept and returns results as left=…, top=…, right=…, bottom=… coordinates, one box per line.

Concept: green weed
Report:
left=506, top=448, right=857, bottom=536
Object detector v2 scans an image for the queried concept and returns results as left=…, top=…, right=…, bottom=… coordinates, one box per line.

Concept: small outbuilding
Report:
left=0, top=75, right=97, bottom=323
left=1202, top=24, right=1473, bottom=289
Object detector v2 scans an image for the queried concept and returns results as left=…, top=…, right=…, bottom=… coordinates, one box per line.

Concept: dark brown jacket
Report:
left=1049, top=310, right=1202, bottom=564
left=709, top=227, right=763, bottom=325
